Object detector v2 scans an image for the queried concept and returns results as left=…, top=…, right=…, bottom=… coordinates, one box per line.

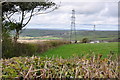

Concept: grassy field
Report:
left=38, top=42, right=118, bottom=58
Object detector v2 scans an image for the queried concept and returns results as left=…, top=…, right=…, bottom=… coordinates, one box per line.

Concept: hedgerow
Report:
left=2, top=40, right=70, bottom=58
left=1, top=55, right=119, bottom=79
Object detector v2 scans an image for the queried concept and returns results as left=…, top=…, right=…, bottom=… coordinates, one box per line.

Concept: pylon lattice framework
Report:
left=70, top=9, right=77, bottom=43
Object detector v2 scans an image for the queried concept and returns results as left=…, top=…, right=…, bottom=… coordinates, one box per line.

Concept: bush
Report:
left=2, top=41, right=37, bottom=58
left=2, top=55, right=119, bottom=79
left=35, top=40, right=70, bottom=54
left=2, top=38, right=14, bottom=58
left=81, top=38, right=89, bottom=43
left=2, top=40, right=70, bottom=58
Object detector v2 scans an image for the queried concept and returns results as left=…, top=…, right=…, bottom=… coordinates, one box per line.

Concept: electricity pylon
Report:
left=70, top=9, right=77, bottom=43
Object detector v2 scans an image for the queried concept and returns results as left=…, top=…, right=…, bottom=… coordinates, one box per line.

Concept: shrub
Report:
left=2, top=40, right=70, bottom=58
left=2, top=55, right=119, bottom=79
left=35, top=40, right=70, bottom=54
left=2, top=39, right=14, bottom=58
left=2, top=42, right=37, bottom=58
left=81, top=38, right=89, bottom=43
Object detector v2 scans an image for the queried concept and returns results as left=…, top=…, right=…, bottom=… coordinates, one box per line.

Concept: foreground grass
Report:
left=2, top=55, right=119, bottom=79
left=38, top=42, right=118, bottom=58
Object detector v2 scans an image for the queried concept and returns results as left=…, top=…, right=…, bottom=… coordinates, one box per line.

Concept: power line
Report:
left=94, top=25, right=95, bottom=31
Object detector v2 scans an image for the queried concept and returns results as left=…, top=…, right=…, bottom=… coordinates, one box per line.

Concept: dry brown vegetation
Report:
left=17, top=39, right=50, bottom=43
left=2, top=55, right=119, bottom=79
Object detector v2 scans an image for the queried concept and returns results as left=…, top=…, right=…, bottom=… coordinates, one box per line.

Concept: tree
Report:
left=81, top=38, right=89, bottom=43
left=2, top=1, right=58, bottom=42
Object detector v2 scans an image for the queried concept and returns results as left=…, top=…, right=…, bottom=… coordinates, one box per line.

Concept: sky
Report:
left=14, top=0, right=119, bottom=30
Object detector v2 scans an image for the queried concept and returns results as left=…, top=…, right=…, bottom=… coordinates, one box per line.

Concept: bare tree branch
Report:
left=5, top=13, right=12, bottom=22
left=0, top=0, right=7, bottom=4
left=20, top=10, right=25, bottom=26
left=23, top=9, right=34, bottom=27
left=24, top=64, right=33, bottom=79
left=24, top=5, right=59, bottom=20
left=7, top=13, right=15, bottom=19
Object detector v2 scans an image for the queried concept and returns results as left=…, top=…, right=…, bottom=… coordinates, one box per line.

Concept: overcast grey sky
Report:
left=16, top=0, right=119, bottom=30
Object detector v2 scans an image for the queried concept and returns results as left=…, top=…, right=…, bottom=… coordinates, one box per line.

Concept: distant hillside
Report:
left=19, top=29, right=68, bottom=37
left=15, top=29, right=118, bottom=41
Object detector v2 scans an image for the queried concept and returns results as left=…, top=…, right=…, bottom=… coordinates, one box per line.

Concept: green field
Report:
left=38, top=42, right=118, bottom=58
